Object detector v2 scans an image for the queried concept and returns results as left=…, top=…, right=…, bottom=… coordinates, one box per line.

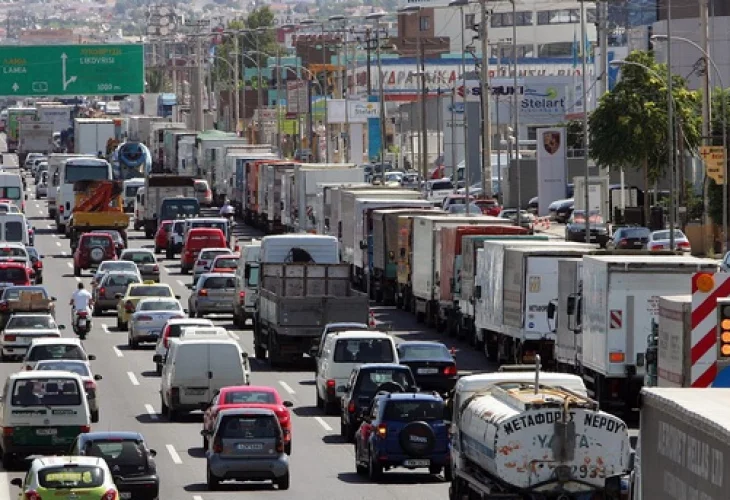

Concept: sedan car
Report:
left=565, top=210, right=610, bottom=247
left=116, top=282, right=179, bottom=331
left=396, top=341, right=458, bottom=394
left=499, top=208, right=535, bottom=228
left=93, top=271, right=142, bottom=315
left=189, top=273, right=236, bottom=318
left=1, top=312, right=64, bottom=361
left=11, top=456, right=118, bottom=500
left=120, top=248, right=160, bottom=282
left=69, top=432, right=159, bottom=500
left=211, top=253, right=239, bottom=274
left=35, top=359, right=103, bottom=422
left=193, top=248, right=234, bottom=285
left=647, top=229, right=691, bottom=252
left=25, top=246, right=44, bottom=284
left=607, top=226, right=651, bottom=250
left=202, top=386, right=294, bottom=453
left=129, top=297, right=186, bottom=349
left=92, top=260, right=141, bottom=290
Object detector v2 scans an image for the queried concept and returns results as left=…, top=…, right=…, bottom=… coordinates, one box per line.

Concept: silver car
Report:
left=129, top=297, right=186, bottom=349
left=188, top=273, right=236, bottom=318
left=93, top=271, right=142, bottom=314
left=1, top=313, right=64, bottom=361
left=204, top=408, right=290, bottom=490
left=193, top=249, right=234, bottom=285
left=120, top=249, right=160, bottom=282
left=92, top=260, right=141, bottom=290
left=35, top=359, right=103, bottom=422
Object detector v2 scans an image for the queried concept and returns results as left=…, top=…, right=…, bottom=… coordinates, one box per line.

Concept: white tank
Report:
left=457, top=382, right=631, bottom=493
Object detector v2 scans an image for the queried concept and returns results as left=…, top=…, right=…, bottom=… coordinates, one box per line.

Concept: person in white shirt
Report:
left=70, top=282, right=93, bottom=316
left=220, top=199, right=235, bottom=217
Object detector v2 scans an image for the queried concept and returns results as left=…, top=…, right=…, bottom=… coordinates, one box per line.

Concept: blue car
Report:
left=353, top=392, right=451, bottom=481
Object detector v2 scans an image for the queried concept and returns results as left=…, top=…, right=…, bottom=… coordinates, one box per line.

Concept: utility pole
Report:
left=667, top=0, right=676, bottom=251
left=375, top=22, right=386, bottom=166
left=700, top=0, right=711, bottom=253
left=196, top=34, right=204, bottom=131
left=419, top=33, right=428, bottom=182
left=580, top=0, right=590, bottom=242
left=233, top=34, right=240, bottom=135
left=480, top=0, right=493, bottom=196
left=598, top=0, right=609, bottom=98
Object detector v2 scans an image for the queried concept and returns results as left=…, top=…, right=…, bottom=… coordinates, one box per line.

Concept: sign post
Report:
left=700, top=145, right=727, bottom=185
left=0, top=44, right=144, bottom=96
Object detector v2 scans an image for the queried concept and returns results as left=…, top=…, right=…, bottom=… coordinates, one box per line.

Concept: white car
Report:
left=23, top=152, right=44, bottom=170
left=1, top=312, right=64, bottom=361
left=153, top=317, right=214, bottom=374
left=193, top=248, right=233, bottom=284
left=21, top=338, right=95, bottom=371
left=35, top=359, right=103, bottom=422
left=647, top=229, right=691, bottom=252
left=129, top=297, right=186, bottom=349
left=92, top=260, right=141, bottom=288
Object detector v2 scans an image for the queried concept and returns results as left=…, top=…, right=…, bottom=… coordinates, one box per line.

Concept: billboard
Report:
left=536, top=127, right=567, bottom=216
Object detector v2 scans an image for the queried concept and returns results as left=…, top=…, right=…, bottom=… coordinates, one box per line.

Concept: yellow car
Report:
left=116, top=280, right=179, bottom=331
left=11, top=455, right=118, bottom=500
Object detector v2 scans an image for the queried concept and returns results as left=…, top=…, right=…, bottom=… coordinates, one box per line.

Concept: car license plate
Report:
left=78, top=319, right=87, bottom=327
left=20, top=336, right=32, bottom=344
left=185, top=388, right=206, bottom=395
left=237, top=443, right=263, bottom=451
left=36, top=428, right=57, bottom=436
left=417, top=368, right=439, bottom=375
left=120, top=493, right=131, bottom=500
left=403, top=459, right=430, bottom=467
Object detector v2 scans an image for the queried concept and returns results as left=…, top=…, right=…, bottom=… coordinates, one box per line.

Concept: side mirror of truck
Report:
left=603, top=475, right=623, bottom=498
left=24, top=194, right=28, bottom=201
left=244, top=265, right=250, bottom=281
left=359, top=240, right=367, bottom=250
left=153, top=354, right=162, bottom=364
left=566, top=295, right=576, bottom=315
left=547, top=301, right=557, bottom=321
left=474, top=285, right=482, bottom=300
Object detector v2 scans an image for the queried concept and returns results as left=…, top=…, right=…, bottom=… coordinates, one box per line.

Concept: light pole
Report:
left=211, top=54, right=239, bottom=131
left=611, top=59, right=677, bottom=251
left=652, top=34, right=729, bottom=252
left=330, top=15, right=348, bottom=163
left=510, top=0, right=522, bottom=222
left=366, top=11, right=387, bottom=167
left=579, top=0, right=590, bottom=243
left=450, top=0, right=470, bottom=213
left=300, top=19, right=333, bottom=162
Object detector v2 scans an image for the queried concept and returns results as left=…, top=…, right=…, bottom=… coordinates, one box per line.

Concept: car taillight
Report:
left=24, top=491, right=41, bottom=500
left=81, top=425, right=90, bottom=433
left=444, top=365, right=457, bottom=376
left=34, top=261, right=42, bottom=269
left=376, top=423, right=387, bottom=439
left=84, top=380, right=96, bottom=391
left=153, top=265, right=159, bottom=272
left=348, top=401, right=355, bottom=413
left=238, top=291, right=245, bottom=304
left=0, top=301, right=7, bottom=311
left=162, top=328, right=170, bottom=348
left=213, top=437, right=223, bottom=453
left=651, top=244, right=664, bottom=251
left=137, top=315, right=153, bottom=322
left=206, top=189, right=212, bottom=197
left=275, top=439, right=284, bottom=453
left=59, top=205, right=64, bottom=213
left=326, top=379, right=335, bottom=394
left=678, top=241, right=691, bottom=249
left=198, top=289, right=208, bottom=297
left=101, top=489, right=117, bottom=500
left=4, top=334, right=15, bottom=341
left=125, top=301, right=135, bottom=312
left=618, top=238, right=628, bottom=247
left=170, top=387, right=180, bottom=404
left=99, top=287, right=106, bottom=296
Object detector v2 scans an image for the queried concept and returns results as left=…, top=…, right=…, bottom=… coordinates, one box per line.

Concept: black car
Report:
left=340, top=363, right=417, bottom=442
left=397, top=341, right=457, bottom=394
left=70, top=431, right=159, bottom=500
left=25, top=247, right=43, bottom=284
left=552, top=199, right=574, bottom=223
left=607, top=226, right=651, bottom=250
left=565, top=210, right=609, bottom=247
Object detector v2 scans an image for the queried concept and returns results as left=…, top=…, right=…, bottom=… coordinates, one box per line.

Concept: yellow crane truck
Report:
left=69, top=180, right=130, bottom=252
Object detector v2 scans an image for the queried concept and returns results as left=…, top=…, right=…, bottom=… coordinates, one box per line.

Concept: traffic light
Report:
left=718, top=298, right=730, bottom=358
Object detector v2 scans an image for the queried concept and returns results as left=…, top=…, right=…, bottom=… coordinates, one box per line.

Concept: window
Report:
left=0, top=247, right=26, bottom=258
left=7, top=315, right=56, bottom=329
left=125, top=185, right=141, bottom=197
left=64, top=164, right=109, bottom=183
left=129, top=286, right=172, bottom=297
left=383, top=400, right=444, bottom=421
left=224, top=390, right=276, bottom=404
left=491, top=44, right=534, bottom=59
left=214, top=258, right=237, bottom=269
left=356, top=369, right=415, bottom=394
left=138, top=300, right=180, bottom=311
left=28, top=345, right=85, bottom=361
left=86, top=440, right=147, bottom=467
left=0, top=187, right=21, bottom=200
left=0, top=267, right=26, bottom=282
left=538, top=42, right=574, bottom=57
left=123, top=252, right=155, bottom=264
left=219, top=415, right=279, bottom=439
left=4, top=221, right=23, bottom=242
left=419, top=16, right=430, bottom=31
left=399, top=344, right=451, bottom=360
left=491, top=11, right=533, bottom=27
left=38, top=466, right=104, bottom=488
left=538, top=9, right=580, bottom=25
left=37, top=361, right=90, bottom=377
left=202, top=276, right=236, bottom=289
left=3, top=287, right=47, bottom=300
left=84, top=236, right=111, bottom=248
left=333, top=338, right=395, bottom=363
left=12, top=377, right=82, bottom=406
left=465, top=13, right=476, bottom=29
left=247, top=266, right=259, bottom=287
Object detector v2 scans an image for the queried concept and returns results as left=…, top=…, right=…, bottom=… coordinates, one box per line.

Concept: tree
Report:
left=589, top=50, right=702, bottom=221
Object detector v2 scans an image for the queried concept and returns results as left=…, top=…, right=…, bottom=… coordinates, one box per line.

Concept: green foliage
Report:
left=707, top=88, right=730, bottom=224
left=560, top=119, right=584, bottom=151
left=589, top=50, right=702, bottom=185
left=145, top=68, right=166, bottom=93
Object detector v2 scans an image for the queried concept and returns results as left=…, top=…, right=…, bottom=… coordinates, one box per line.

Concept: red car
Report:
left=180, top=228, right=227, bottom=274
left=154, top=220, right=173, bottom=254
left=474, top=198, right=501, bottom=216
left=73, top=233, right=116, bottom=277
left=0, top=262, right=33, bottom=287
left=202, top=385, right=294, bottom=454
left=210, top=253, right=239, bottom=274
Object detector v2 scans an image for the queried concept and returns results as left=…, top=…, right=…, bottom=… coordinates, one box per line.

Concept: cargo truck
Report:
left=127, top=115, right=166, bottom=143
left=253, top=235, right=369, bottom=367
left=74, top=118, right=115, bottom=156
left=194, top=130, right=247, bottom=199
left=411, top=215, right=513, bottom=328
left=474, top=242, right=596, bottom=366
left=36, top=104, right=73, bottom=135
left=150, top=122, right=187, bottom=171
left=217, top=146, right=275, bottom=206
left=551, top=258, right=583, bottom=372
left=260, top=161, right=297, bottom=234
left=162, top=130, right=196, bottom=174
left=18, top=122, right=54, bottom=164
left=69, top=180, right=130, bottom=251
left=636, top=387, right=730, bottom=500
left=6, top=107, right=37, bottom=153
left=569, top=255, right=717, bottom=419
left=314, top=182, right=371, bottom=235
left=226, top=151, right=278, bottom=213
left=141, top=175, right=197, bottom=237
left=655, top=295, right=693, bottom=388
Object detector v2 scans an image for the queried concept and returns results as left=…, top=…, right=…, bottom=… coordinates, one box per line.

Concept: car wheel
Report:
left=284, top=441, right=291, bottom=455
left=92, top=305, right=102, bottom=317
left=154, top=246, right=160, bottom=254
left=206, top=466, right=220, bottom=490
left=166, top=403, right=178, bottom=422
left=202, top=435, right=209, bottom=450
left=444, top=463, right=453, bottom=482
left=160, top=395, right=168, bottom=415
left=73, top=266, right=81, bottom=277
left=340, top=420, right=349, bottom=439
left=355, top=444, right=367, bottom=475
left=368, top=449, right=383, bottom=480
left=277, top=471, right=290, bottom=490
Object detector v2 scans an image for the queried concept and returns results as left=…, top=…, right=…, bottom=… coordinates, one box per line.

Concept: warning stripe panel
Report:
left=692, top=277, right=730, bottom=328
left=690, top=272, right=730, bottom=387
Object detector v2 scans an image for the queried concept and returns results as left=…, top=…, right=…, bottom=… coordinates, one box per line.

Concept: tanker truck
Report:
left=113, top=141, right=151, bottom=180
left=449, top=359, right=631, bottom=500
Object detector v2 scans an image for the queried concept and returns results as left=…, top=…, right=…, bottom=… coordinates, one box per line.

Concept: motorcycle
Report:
left=72, top=308, right=92, bottom=340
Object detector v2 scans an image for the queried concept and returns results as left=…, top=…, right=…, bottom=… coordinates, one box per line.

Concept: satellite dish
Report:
left=160, top=17, right=169, bottom=26
left=159, top=26, right=169, bottom=36
left=159, top=7, right=169, bottom=16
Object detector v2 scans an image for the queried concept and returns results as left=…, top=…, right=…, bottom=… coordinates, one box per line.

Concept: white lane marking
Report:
left=75, top=277, right=81, bottom=283
left=177, top=280, right=185, bottom=287
left=315, top=416, right=333, bottom=432
left=144, top=404, right=159, bottom=421
left=66, top=262, right=72, bottom=268
left=278, top=381, right=296, bottom=395
left=164, top=267, right=171, bottom=273
left=127, top=372, right=140, bottom=386
left=193, top=496, right=203, bottom=500
left=35, top=203, right=39, bottom=208
left=101, top=324, right=110, bottom=334
left=166, top=444, right=183, bottom=465
left=56, top=241, right=61, bottom=247
left=0, top=469, right=9, bottom=498
left=113, top=346, right=124, bottom=358
left=52, top=234, right=58, bottom=238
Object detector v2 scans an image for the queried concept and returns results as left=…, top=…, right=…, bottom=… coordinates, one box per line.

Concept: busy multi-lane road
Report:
left=0, top=141, right=498, bottom=499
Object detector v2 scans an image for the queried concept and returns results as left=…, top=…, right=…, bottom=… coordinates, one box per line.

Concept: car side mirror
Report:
left=10, top=478, right=22, bottom=487
left=51, top=296, right=56, bottom=301
left=200, top=429, right=211, bottom=437
left=153, top=354, right=162, bottom=363
left=242, top=352, right=248, bottom=359
left=175, top=295, right=181, bottom=300
left=475, top=285, right=482, bottom=300
left=186, top=284, right=193, bottom=289
left=283, top=401, right=294, bottom=408
left=183, top=309, right=188, bottom=314
left=87, top=355, right=96, bottom=360
left=94, top=374, right=102, bottom=381
left=200, top=402, right=210, bottom=410
left=58, top=325, right=66, bottom=330
left=149, top=449, right=157, bottom=457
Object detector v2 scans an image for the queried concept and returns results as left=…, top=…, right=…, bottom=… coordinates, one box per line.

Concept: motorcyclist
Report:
left=70, top=282, right=93, bottom=324
left=220, top=199, right=235, bottom=217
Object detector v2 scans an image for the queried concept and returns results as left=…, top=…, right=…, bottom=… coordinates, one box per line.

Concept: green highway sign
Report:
left=0, top=44, right=144, bottom=96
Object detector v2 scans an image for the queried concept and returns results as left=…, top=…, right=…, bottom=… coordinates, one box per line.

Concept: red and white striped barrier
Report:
left=690, top=272, right=730, bottom=387
left=533, top=217, right=551, bottom=231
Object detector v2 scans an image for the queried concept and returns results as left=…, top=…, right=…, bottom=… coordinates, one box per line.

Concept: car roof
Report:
left=358, top=363, right=410, bottom=371
left=36, top=359, right=87, bottom=365
left=398, top=341, right=447, bottom=348
left=188, top=228, right=224, bottom=235
left=29, top=338, right=82, bottom=346
left=77, top=431, right=144, bottom=441
left=217, top=407, right=277, bottom=417
left=200, top=272, right=236, bottom=278
left=33, top=455, right=106, bottom=468
left=8, top=312, right=53, bottom=317
left=122, top=248, right=154, bottom=254
left=333, top=331, right=391, bottom=340
left=128, top=283, right=171, bottom=291
left=11, top=369, right=84, bottom=380
left=377, top=392, right=443, bottom=403
left=3, top=285, right=46, bottom=293
left=325, top=322, right=369, bottom=330
left=166, top=318, right=212, bottom=325
left=221, top=385, right=277, bottom=394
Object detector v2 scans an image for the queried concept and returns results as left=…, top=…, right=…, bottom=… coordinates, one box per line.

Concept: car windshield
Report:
left=162, top=201, right=198, bottom=217
left=138, top=300, right=179, bottom=311
left=202, top=276, right=235, bottom=289
left=36, top=361, right=90, bottom=377
left=0, top=267, right=26, bottom=282
left=247, top=266, right=259, bottom=287
left=86, top=440, right=147, bottom=467
left=214, top=257, right=237, bottom=269
left=653, top=230, right=685, bottom=240
left=620, top=228, right=650, bottom=238
left=200, top=249, right=230, bottom=260
left=224, top=390, right=276, bottom=404
left=399, top=344, right=451, bottom=360
left=0, top=187, right=21, bottom=200
left=3, top=287, right=47, bottom=300
left=7, top=315, right=56, bottom=329
left=383, top=400, right=444, bottom=422
left=333, top=338, right=394, bottom=363
left=448, top=204, right=482, bottom=214
left=125, top=185, right=141, bottom=197
left=38, top=465, right=104, bottom=488
left=160, top=221, right=172, bottom=231
left=92, top=230, right=122, bottom=243
left=356, top=369, right=414, bottom=394
left=219, top=415, right=278, bottom=439
left=84, top=236, right=111, bottom=248
left=129, top=286, right=171, bottom=297
left=123, top=252, right=155, bottom=264
left=12, top=377, right=82, bottom=406
left=28, top=344, right=85, bottom=361
left=103, top=274, right=140, bottom=287
left=4, top=221, right=23, bottom=241
left=195, top=181, right=208, bottom=192
left=0, top=204, right=19, bottom=213
left=167, top=322, right=206, bottom=339
left=99, top=261, right=137, bottom=273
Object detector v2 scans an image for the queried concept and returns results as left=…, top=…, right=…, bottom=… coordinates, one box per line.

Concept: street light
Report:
left=449, top=0, right=470, bottom=213
left=366, top=11, right=387, bottom=167
left=610, top=58, right=677, bottom=251
left=652, top=34, right=729, bottom=253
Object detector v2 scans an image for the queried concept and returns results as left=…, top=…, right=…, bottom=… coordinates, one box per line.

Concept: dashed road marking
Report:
left=113, top=346, right=124, bottom=358
left=56, top=241, right=61, bottom=247
left=177, top=280, right=185, bottom=287
left=66, top=262, right=73, bottom=269
left=166, top=444, right=183, bottom=464
left=279, top=381, right=296, bottom=395
left=144, top=404, right=159, bottom=421
left=193, top=496, right=203, bottom=500
left=127, top=372, right=140, bottom=386
left=35, top=203, right=39, bottom=208
left=101, top=324, right=110, bottom=334
left=315, top=416, right=332, bottom=432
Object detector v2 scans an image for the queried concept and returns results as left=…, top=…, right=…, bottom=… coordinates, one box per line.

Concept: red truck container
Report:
left=438, top=225, right=530, bottom=335
left=244, top=160, right=261, bottom=225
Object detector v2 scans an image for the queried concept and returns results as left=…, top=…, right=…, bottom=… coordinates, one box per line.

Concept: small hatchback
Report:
left=180, top=228, right=227, bottom=274
left=93, top=271, right=142, bottom=314
left=189, top=273, right=236, bottom=317
left=203, top=408, right=290, bottom=491
left=11, top=456, right=118, bottom=499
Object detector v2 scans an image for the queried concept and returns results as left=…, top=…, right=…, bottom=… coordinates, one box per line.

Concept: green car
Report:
left=11, top=456, right=118, bottom=499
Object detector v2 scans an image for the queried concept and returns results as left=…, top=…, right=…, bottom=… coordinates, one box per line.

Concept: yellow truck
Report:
left=70, top=180, right=130, bottom=252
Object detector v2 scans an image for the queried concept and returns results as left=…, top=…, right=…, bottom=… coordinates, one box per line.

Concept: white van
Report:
left=156, top=338, right=251, bottom=421
left=259, top=234, right=339, bottom=264
left=134, top=186, right=146, bottom=230
left=0, top=172, right=25, bottom=212
left=315, top=330, right=398, bottom=414
left=0, top=213, right=29, bottom=245
left=178, top=325, right=231, bottom=341
left=0, top=370, right=91, bottom=466
left=123, top=178, right=145, bottom=213
left=233, top=239, right=261, bottom=327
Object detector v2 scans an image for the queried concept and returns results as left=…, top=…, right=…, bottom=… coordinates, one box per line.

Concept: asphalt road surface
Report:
left=0, top=142, right=498, bottom=499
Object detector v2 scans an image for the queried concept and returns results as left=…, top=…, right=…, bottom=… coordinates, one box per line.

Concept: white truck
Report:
left=259, top=162, right=297, bottom=234
left=150, top=122, right=187, bottom=171
left=217, top=146, right=274, bottom=206
left=655, top=295, right=693, bottom=388
left=552, top=258, right=584, bottom=372
left=475, top=242, right=595, bottom=367
left=574, top=255, right=717, bottom=419
left=411, top=214, right=512, bottom=328
left=19, top=122, right=54, bottom=158
left=73, top=118, right=115, bottom=155
left=46, top=154, right=95, bottom=219
left=141, top=175, right=197, bottom=237
left=636, top=387, right=730, bottom=500
left=36, top=105, right=73, bottom=134
left=194, top=131, right=248, bottom=201
left=316, top=183, right=372, bottom=235
left=450, top=362, right=631, bottom=500
left=127, top=115, right=166, bottom=143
